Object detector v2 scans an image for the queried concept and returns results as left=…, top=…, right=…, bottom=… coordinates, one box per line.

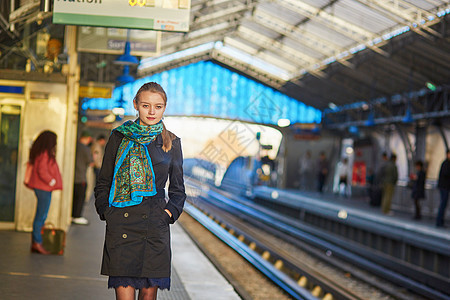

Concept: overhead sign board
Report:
left=79, top=85, right=112, bottom=98
left=292, top=123, right=321, bottom=140
left=78, top=27, right=160, bottom=56
left=53, top=0, right=191, bottom=32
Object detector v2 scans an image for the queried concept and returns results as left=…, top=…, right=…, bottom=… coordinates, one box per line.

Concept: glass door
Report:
left=0, top=104, right=21, bottom=222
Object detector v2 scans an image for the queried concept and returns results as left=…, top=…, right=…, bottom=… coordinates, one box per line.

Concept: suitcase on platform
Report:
left=41, top=224, right=66, bottom=255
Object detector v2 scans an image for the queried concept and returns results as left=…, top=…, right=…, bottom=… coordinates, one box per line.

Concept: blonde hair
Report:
left=134, top=82, right=176, bottom=152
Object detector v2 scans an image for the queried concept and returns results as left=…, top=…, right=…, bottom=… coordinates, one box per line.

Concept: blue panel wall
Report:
left=83, top=61, right=322, bottom=125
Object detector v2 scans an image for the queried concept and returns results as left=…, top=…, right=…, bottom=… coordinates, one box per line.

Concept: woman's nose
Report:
left=149, top=107, right=155, bottom=114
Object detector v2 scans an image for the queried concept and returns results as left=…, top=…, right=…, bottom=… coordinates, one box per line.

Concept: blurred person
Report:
left=336, top=157, right=350, bottom=197
left=299, top=150, right=313, bottom=190
left=381, top=154, right=398, bottom=215
left=317, top=152, right=329, bottom=193
left=410, top=160, right=426, bottom=220
left=370, top=152, right=388, bottom=207
left=26, top=131, right=62, bottom=254
left=374, top=152, right=388, bottom=187
left=366, top=168, right=376, bottom=204
left=436, top=150, right=450, bottom=228
left=72, top=130, right=93, bottom=225
left=92, top=134, right=107, bottom=182
left=95, top=82, right=186, bottom=300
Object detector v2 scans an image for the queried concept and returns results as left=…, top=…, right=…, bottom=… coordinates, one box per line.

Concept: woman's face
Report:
left=134, top=91, right=166, bottom=126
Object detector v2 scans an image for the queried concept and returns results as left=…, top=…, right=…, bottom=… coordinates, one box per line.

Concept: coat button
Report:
left=124, top=213, right=129, bottom=218
left=142, top=214, right=148, bottom=219
left=122, top=234, right=127, bottom=239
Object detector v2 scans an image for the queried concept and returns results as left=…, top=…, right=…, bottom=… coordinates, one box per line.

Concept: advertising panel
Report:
left=78, top=27, right=160, bottom=56
left=53, top=0, right=190, bottom=32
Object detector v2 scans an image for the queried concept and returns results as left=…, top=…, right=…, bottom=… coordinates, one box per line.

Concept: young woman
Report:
left=26, top=130, right=63, bottom=255
left=95, top=82, right=186, bottom=300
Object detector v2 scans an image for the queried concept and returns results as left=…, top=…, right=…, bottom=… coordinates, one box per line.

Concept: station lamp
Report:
left=426, top=82, right=437, bottom=91
left=114, top=30, right=139, bottom=66
left=113, top=30, right=139, bottom=115
left=116, top=65, right=135, bottom=85
left=114, top=29, right=139, bottom=86
left=402, top=106, right=414, bottom=123
left=114, top=41, right=139, bottom=65
left=328, top=102, right=338, bottom=110
left=277, top=118, right=291, bottom=127
left=365, top=111, right=375, bottom=126
left=348, top=126, right=359, bottom=136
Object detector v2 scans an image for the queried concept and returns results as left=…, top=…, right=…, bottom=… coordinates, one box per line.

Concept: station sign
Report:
left=292, top=123, right=321, bottom=140
left=53, top=0, right=191, bottom=32
left=77, top=27, right=160, bottom=56
left=0, top=85, right=24, bottom=95
left=79, top=85, right=112, bottom=98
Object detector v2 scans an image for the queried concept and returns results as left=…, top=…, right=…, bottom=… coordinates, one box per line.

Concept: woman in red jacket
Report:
left=26, top=131, right=62, bottom=254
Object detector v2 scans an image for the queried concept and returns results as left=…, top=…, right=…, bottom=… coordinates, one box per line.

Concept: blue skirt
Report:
left=108, top=276, right=170, bottom=290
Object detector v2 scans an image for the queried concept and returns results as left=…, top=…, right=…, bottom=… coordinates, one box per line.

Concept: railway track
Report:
left=183, top=179, right=449, bottom=300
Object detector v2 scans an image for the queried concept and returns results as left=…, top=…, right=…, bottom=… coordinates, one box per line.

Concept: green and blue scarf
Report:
left=109, top=120, right=163, bottom=207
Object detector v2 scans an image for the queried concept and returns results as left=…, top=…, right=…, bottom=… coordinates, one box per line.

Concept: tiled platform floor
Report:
left=0, top=200, right=240, bottom=300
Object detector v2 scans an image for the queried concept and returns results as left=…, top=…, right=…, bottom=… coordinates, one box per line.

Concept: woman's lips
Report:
left=147, top=117, right=156, bottom=120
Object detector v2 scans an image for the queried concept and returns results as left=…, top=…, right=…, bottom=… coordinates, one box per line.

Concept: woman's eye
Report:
left=156, top=106, right=162, bottom=109
left=143, top=105, right=149, bottom=108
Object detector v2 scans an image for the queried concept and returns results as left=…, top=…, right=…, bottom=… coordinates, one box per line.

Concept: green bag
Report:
left=41, top=224, right=66, bottom=255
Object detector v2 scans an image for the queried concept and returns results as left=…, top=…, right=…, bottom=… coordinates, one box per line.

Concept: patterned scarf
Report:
left=109, top=120, right=164, bottom=207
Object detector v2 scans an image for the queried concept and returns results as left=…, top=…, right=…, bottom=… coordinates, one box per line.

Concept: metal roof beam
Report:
left=251, top=9, right=342, bottom=57
left=162, top=35, right=226, bottom=55
left=162, top=21, right=237, bottom=50
left=235, top=26, right=330, bottom=78
left=339, top=67, right=394, bottom=95
left=211, top=49, right=286, bottom=88
left=293, top=74, right=366, bottom=102
left=276, top=0, right=374, bottom=38
left=393, top=50, right=450, bottom=82
left=217, top=37, right=294, bottom=80
left=355, top=0, right=443, bottom=38
left=373, top=55, right=431, bottom=85
left=282, top=79, right=337, bottom=107
left=227, top=36, right=298, bottom=73
left=138, top=52, right=211, bottom=77
left=194, top=4, right=249, bottom=24
left=284, top=87, right=331, bottom=109
left=275, top=0, right=389, bottom=56
left=236, top=26, right=318, bottom=66
left=251, top=8, right=357, bottom=71
left=412, top=40, right=450, bottom=65
left=191, top=0, right=241, bottom=10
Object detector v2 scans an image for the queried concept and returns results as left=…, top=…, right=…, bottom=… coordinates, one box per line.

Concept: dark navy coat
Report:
left=411, top=170, right=425, bottom=200
left=438, top=159, right=450, bottom=191
left=94, top=130, right=186, bottom=278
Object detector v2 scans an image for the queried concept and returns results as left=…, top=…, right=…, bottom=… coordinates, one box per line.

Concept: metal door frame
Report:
left=0, top=83, right=26, bottom=229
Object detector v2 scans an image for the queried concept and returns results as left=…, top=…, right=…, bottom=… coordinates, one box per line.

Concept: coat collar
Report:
left=154, top=133, right=163, bottom=147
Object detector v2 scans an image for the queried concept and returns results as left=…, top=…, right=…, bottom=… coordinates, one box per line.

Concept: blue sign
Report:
left=0, top=85, right=24, bottom=94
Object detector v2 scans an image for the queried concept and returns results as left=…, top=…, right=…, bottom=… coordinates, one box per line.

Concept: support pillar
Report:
left=60, top=25, right=80, bottom=230
left=415, top=124, right=427, bottom=163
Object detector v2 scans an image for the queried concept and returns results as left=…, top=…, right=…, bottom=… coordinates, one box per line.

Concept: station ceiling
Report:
left=1, top=0, right=450, bottom=111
